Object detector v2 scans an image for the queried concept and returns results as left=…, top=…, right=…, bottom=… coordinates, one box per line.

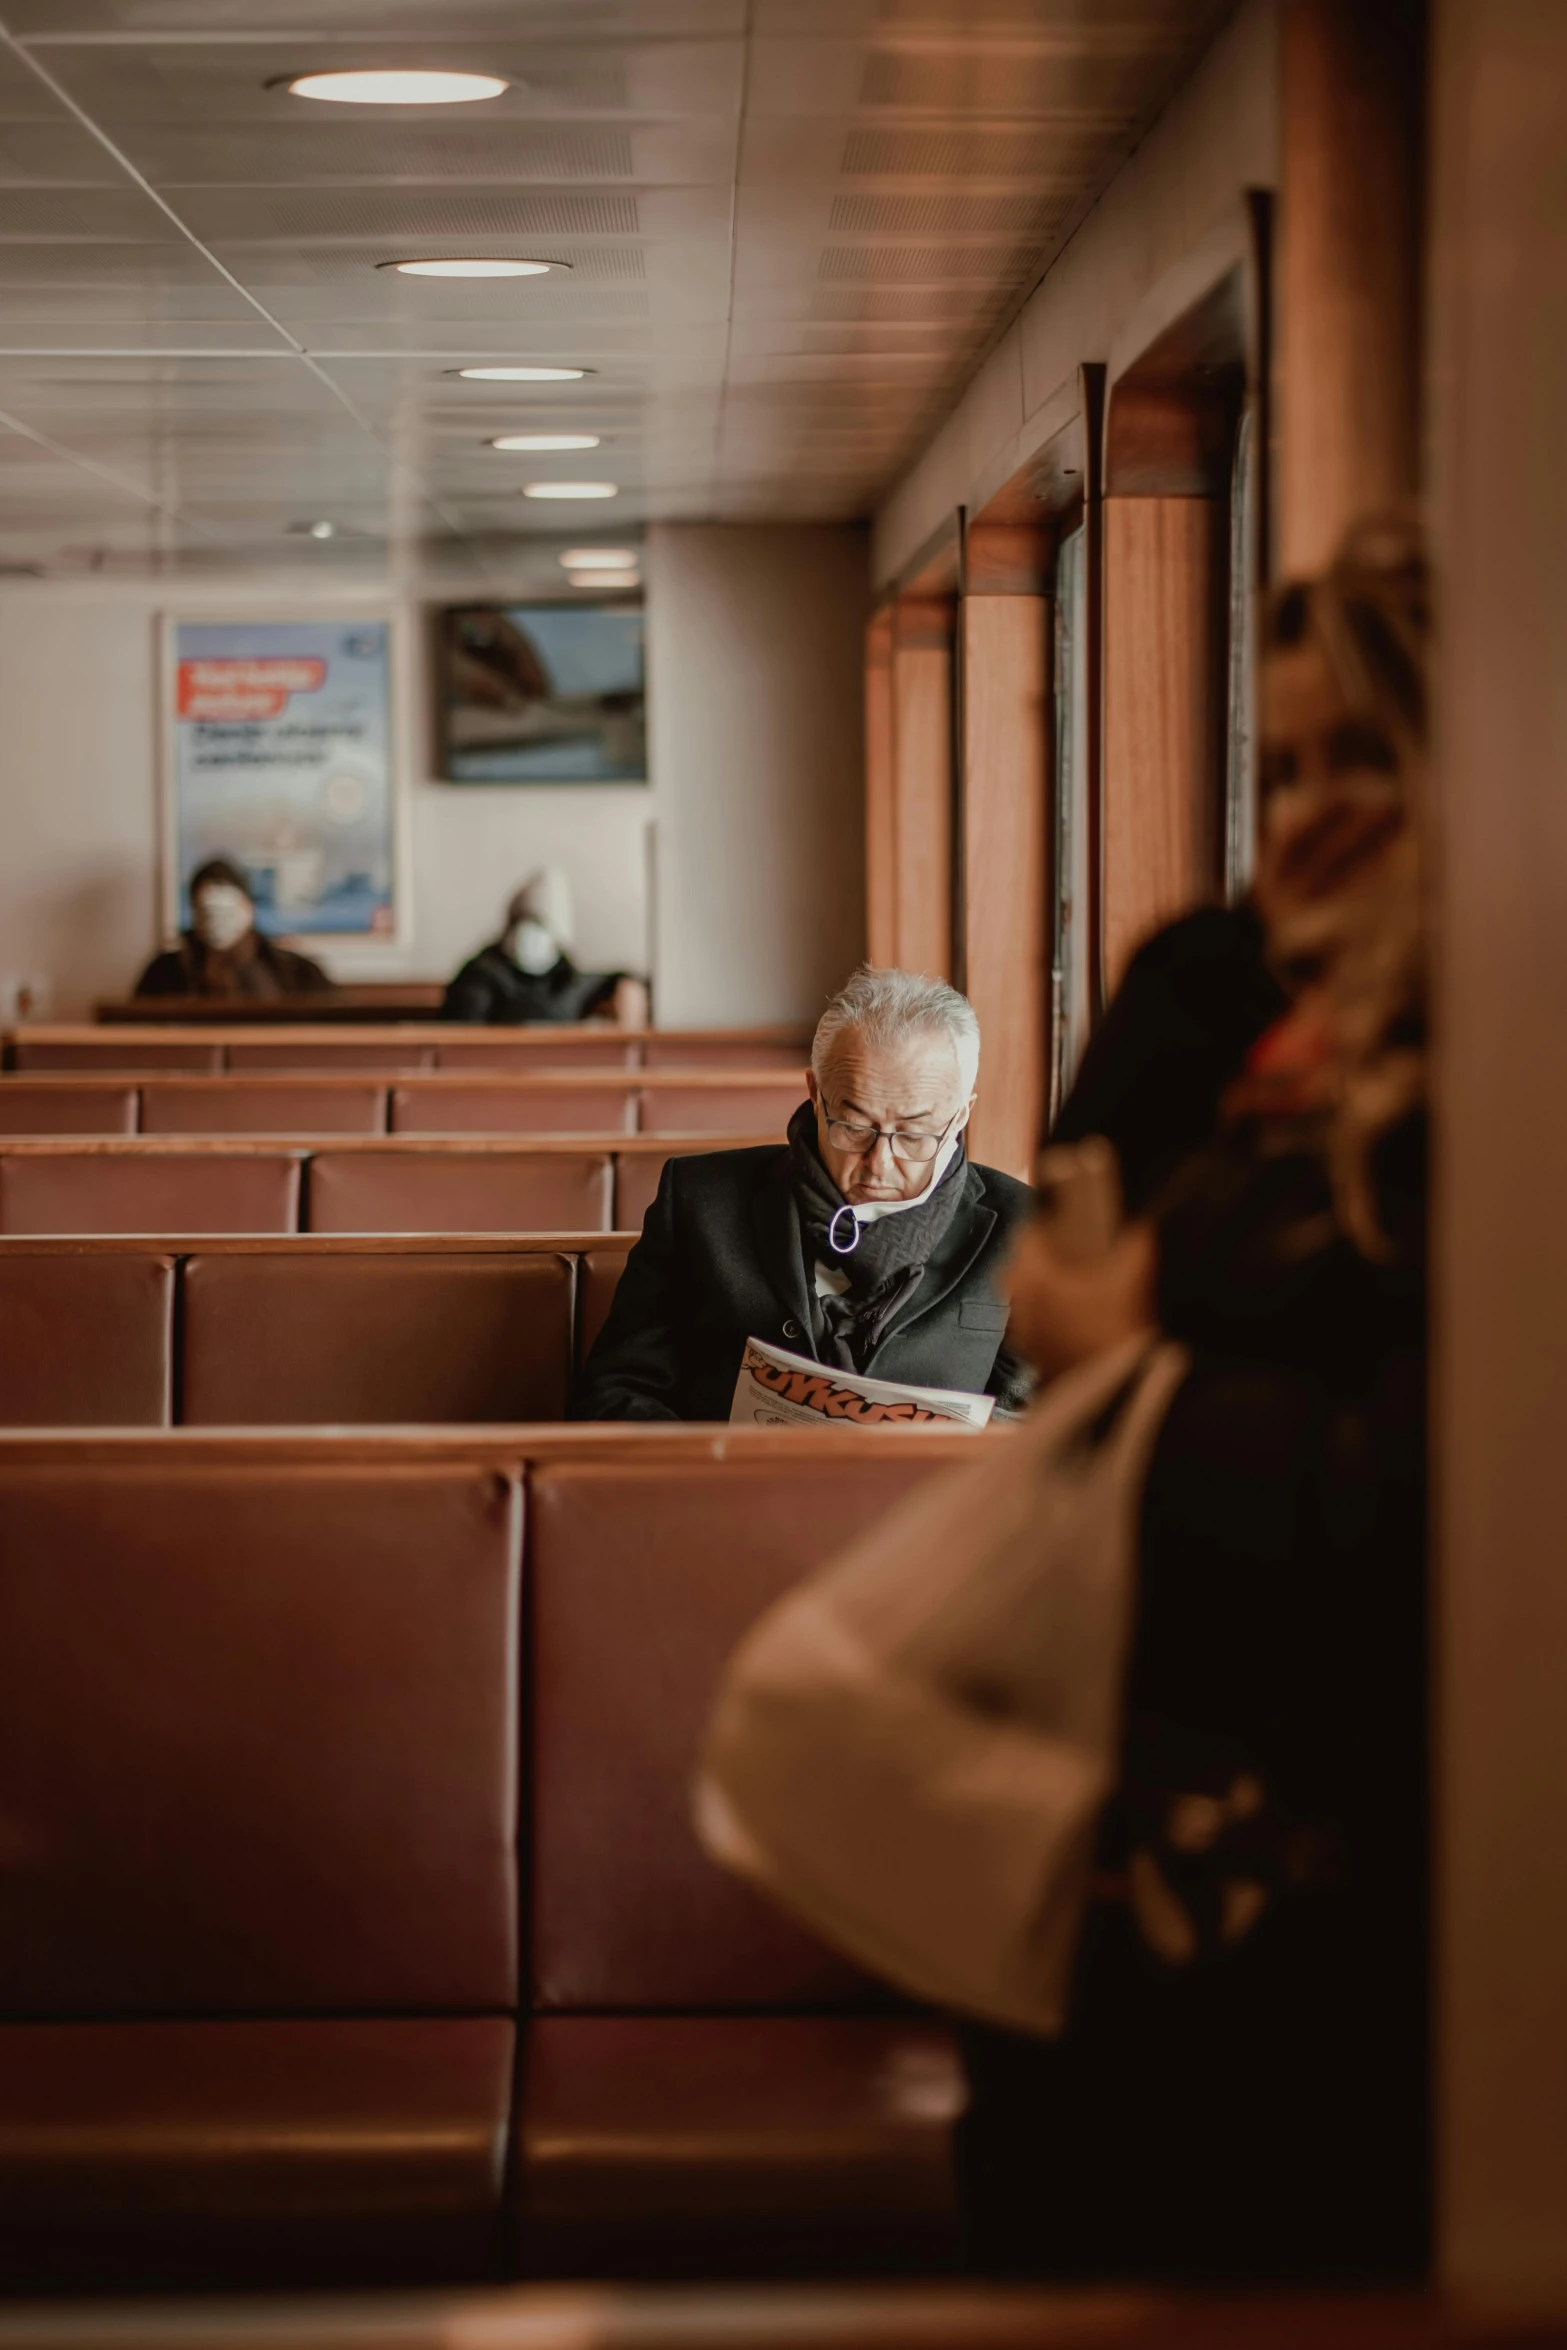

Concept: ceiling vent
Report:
left=841, top=126, right=1105, bottom=181
left=819, top=243, right=1044, bottom=283
left=260, top=192, right=641, bottom=241
left=829, top=191, right=1072, bottom=235
left=810, top=287, right=999, bottom=323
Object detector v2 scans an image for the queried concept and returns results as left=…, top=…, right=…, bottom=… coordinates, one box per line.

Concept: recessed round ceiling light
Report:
left=584, top=573, right=639, bottom=589
left=286, top=70, right=508, bottom=105
left=560, top=548, right=638, bottom=567
left=455, top=366, right=590, bottom=381
left=381, top=257, right=565, bottom=280
left=287, top=518, right=337, bottom=539
left=523, top=482, right=618, bottom=500
left=491, top=433, right=600, bottom=452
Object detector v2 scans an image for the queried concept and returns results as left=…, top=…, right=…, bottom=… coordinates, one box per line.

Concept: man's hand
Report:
left=1000, top=1214, right=1157, bottom=1383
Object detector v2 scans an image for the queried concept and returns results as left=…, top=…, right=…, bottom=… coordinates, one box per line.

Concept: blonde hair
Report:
left=1262, top=517, right=1429, bottom=1259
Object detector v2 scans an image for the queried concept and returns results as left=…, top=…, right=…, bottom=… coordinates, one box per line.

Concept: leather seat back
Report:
left=181, top=1252, right=576, bottom=1423
left=390, top=1084, right=636, bottom=1136
left=0, top=1086, right=137, bottom=1136
left=226, top=1044, right=435, bottom=1073
left=576, top=1251, right=627, bottom=1360
left=435, top=1039, right=638, bottom=1072
left=0, top=1462, right=519, bottom=2017
left=13, top=1042, right=221, bottom=1072
left=0, top=1254, right=173, bottom=1424
left=141, top=1083, right=385, bottom=1135
left=306, top=1151, right=613, bottom=1234
left=639, top=1083, right=801, bottom=1136
left=0, top=1152, right=301, bottom=1235
left=527, top=1458, right=950, bottom=2012
left=641, top=1040, right=808, bottom=1069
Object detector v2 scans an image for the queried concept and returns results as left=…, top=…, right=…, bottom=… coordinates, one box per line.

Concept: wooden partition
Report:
left=959, top=528, right=1050, bottom=1180
left=889, top=596, right=955, bottom=981
left=1101, top=497, right=1226, bottom=988
left=1100, top=209, right=1269, bottom=994
left=864, top=605, right=897, bottom=967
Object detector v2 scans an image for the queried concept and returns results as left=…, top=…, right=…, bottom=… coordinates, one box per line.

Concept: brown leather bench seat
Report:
left=520, top=1459, right=964, bottom=2278
left=0, top=1455, right=520, bottom=2289
left=0, top=1240, right=630, bottom=1426
left=0, top=1433, right=966, bottom=2289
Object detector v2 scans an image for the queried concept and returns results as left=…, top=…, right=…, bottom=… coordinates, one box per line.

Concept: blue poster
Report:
left=172, top=619, right=395, bottom=936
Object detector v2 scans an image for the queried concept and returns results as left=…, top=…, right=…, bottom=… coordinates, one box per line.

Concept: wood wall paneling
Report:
left=1279, top=0, right=1423, bottom=573
left=864, top=608, right=897, bottom=967
left=960, top=590, right=1049, bottom=1182
left=1101, top=497, right=1224, bottom=994
left=890, top=597, right=955, bottom=981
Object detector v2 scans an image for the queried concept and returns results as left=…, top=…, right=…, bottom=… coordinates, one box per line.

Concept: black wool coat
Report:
left=571, top=1138, right=1034, bottom=1422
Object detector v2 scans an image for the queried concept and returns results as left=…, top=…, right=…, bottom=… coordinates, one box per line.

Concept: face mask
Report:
left=192, top=883, right=253, bottom=953
left=510, top=917, right=558, bottom=975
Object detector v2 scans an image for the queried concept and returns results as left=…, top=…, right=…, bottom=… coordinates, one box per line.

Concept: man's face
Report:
left=806, top=1025, right=974, bottom=1204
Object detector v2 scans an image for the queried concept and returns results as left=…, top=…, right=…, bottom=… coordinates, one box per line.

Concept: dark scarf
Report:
left=785, top=1099, right=968, bottom=1371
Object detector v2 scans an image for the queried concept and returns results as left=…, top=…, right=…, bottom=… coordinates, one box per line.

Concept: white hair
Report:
left=811, top=965, right=980, bottom=1097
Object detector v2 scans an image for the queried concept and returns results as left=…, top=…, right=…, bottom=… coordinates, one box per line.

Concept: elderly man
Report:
left=572, top=966, right=1032, bottom=1421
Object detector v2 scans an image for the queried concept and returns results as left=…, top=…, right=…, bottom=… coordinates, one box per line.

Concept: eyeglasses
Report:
left=823, top=1105, right=962, bottom=1164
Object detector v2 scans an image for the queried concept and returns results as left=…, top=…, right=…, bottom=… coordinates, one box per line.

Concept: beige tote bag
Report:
left=695, top=1333, right=1190, bottom=2037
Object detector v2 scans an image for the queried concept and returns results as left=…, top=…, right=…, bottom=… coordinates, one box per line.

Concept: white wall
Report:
left=872, top=0, right=1280, bottom=587
left=645, top=522, right=868, bottom=1027
left=0, top=522, right=866, bottom=1021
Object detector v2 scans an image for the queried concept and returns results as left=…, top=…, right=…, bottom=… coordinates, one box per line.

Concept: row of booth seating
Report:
left=0, top=1137, right=729, bottom=1235
left=0, top=1425, right=977, bottom=2292
left=4, top=1023, right=811, bottom=1073
left=0, top=1072, right=803, bottom=1139
left=0, top=1024, right=969, bottom=2292
left=0, top=1236, right=631, bottom=1425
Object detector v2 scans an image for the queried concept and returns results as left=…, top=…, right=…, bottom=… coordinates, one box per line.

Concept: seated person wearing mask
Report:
left=134, top=856, right=330, bottom=1000
left=441, top=866, right=648, bottom=1026
left=572, top=966, right=1032, bottom=1422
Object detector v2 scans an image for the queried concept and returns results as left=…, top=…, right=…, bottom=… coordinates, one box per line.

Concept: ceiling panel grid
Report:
left=0, top=0, right=1229, bottom=571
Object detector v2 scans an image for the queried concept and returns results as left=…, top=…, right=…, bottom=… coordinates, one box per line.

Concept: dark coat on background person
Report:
left=134, top=932, right=330, bottom=1000
left=1052, top=903, right=1287, bottom=1213
left=571, top=1137, right=1034, bottom=1422
left=440, top=944, right=622, bottom=1024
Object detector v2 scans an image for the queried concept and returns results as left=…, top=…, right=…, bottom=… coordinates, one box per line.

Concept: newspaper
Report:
left=730, top=1336, right=995, bottom=1430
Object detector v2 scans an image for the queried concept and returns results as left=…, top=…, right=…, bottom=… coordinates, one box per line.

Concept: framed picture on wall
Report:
left=436, top=599, right=647, bottom=782
left=160, top=616, right=402, bottom=938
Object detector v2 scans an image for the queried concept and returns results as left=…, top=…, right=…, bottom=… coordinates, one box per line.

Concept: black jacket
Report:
left=134, top=933, right=330, bottom=999
left=441, top=945, right=622, bottom=1025
left=572, top=1140, right=1034, bottom=1422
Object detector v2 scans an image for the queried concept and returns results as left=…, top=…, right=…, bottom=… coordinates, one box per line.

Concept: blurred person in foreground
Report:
left=572, top=966, right=1033, bottom=1421
left=134, top=855, right=330, bottom=1000
left=440, top=865, right=648, bottom=1026
left=963, top=518, right=1430, bottom=2279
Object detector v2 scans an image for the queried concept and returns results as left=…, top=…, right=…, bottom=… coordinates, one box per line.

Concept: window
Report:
left=1224, top=405, right=1259, bottom=900
left=1050, top=523, right=1092, bottom=1121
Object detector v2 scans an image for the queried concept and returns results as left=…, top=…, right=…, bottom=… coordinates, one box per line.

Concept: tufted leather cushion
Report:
left=0, top=2017, right=514, bottom=2288
left=181, top=1251, right=575, bottom=1423
left=0, top=1462, right=519, bottom=2015
left=307, top=1150, right=613, bottom=1234
left=0, top=1252, right=173, bottom=1424
left=0, top=1150, right=301, bottom=1235
left=527, top=1459, right=948, bottom=2011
